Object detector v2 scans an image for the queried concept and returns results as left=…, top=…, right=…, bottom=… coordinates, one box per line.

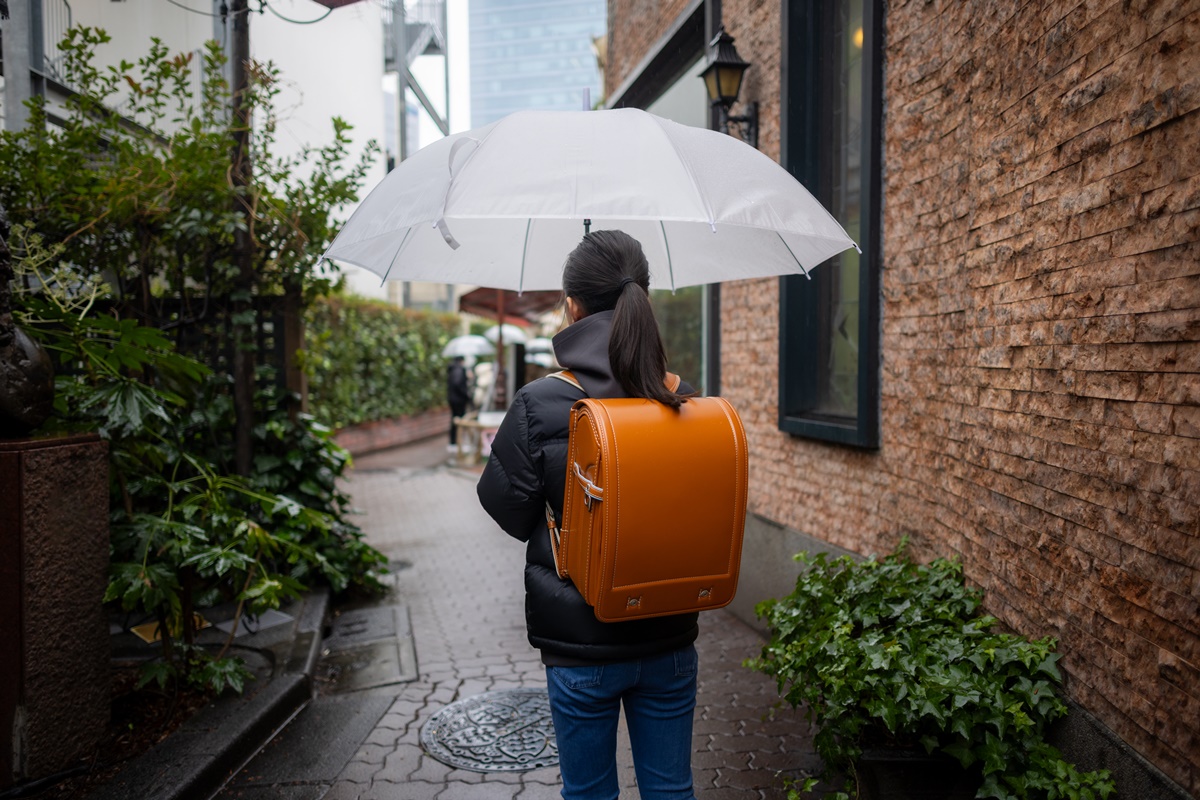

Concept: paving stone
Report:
left=406, top=753, right=454, bottom=783
left=693, top=718, right=737, bottom=735
left=697, top=788, right=763, bottom=800
left=693, top=750, right=751, bottom=770
left=692, top=767, right=720, bottom=790
left=714, top=765, right=781, bottom=791
left=518, top=767, right=563, bottom=786
left=320, top=781, right=364, bottom=800
left=706, top=733, right=780, bottom=753
left=443, top=768, right=486, bottom=784
left=515, top=781, right=565, bottom=800
left=352, top=744, right=392, bottom=765
left=334, top=760, right=380, bottom=784
left=362, top=727, right=404, bottom=748
left=454, top=678, right=493, bottom=698
left=437, top=781, right=512, bottom=800
left=373, top=743, right=425, bottom=782
left=331, top=449, right=821, bottom=800
left=361, top=779, right=441, bottom=800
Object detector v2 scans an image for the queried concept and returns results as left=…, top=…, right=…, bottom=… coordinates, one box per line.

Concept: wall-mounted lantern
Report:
left=700, top=28, right=758, bottom=149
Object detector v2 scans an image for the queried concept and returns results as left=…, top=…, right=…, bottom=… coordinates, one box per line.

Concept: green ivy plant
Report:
left=747, top=546, right=1116, bottom=800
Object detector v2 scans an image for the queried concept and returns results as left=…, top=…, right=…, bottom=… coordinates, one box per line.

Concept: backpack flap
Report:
left=560, top=394, right=749, bottom=622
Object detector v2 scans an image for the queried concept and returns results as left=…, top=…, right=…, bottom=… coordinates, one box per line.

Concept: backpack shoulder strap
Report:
left=548, top=370, right=584, bottom=392
left=550, top=370, right=682, bottom=394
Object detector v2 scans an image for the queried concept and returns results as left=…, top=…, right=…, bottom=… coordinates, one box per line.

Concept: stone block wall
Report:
left=609, top=0, right=1198, bottom=792
left=0, top=435, right=110, bottom=786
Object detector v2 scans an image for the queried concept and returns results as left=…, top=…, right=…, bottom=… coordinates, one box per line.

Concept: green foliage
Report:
left=747, top=547, right=1115, bottom=800
left=0, top=27, right=377, bottom=313
left=15, top=262, right=384, bottom=692
left=2, top=30, right=386, bottom=695
left=302, top=294, right=460, bottom=429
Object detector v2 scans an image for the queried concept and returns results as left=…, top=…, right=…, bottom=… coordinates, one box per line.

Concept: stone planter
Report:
left=0, top=434, right=110, bottom=788
left=856, top=748, right=980, bottom=800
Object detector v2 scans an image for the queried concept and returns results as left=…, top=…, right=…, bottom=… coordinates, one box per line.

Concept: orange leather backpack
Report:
left=544, top=371, right=749, bottom=622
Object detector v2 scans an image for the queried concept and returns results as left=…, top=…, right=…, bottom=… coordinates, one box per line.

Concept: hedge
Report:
left=303, top=295, right=460, bottom=429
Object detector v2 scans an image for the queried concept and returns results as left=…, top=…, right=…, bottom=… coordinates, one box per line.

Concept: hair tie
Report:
left=618, top=277, right=637, bottom=291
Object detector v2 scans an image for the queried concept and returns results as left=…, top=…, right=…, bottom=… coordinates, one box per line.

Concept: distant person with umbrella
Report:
left=477, top=230, right=699, bottom=800
left=446, top=355, right=471, bottom=451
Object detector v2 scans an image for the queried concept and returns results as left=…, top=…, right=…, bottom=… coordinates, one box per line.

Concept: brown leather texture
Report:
left=558, top=395, right=749, bottom=623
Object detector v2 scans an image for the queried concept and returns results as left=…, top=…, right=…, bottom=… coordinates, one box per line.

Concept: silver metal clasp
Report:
left=573, top=462, right=603, bottom=511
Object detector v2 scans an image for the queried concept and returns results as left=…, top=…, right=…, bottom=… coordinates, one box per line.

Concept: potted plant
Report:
left=746, top=545, right=1116, bottom=800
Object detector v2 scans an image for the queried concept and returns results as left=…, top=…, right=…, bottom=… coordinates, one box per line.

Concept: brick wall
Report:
left=606, top=0, right=699, bottom=94
left=333, top=408, right=451, bottom=456
left=610, top=0, right=1198, bottom=791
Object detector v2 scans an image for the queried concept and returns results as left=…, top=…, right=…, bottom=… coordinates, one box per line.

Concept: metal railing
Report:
left=42, top=0, right=72, bottom=83
left=383, top=0, right=446, bottom=70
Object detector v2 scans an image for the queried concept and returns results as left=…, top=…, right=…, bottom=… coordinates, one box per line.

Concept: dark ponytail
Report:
left=562, top=230, right=682, bottom=409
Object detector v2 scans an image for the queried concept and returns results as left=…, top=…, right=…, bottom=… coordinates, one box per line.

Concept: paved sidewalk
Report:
left=321, top=439, right=820, bottom=800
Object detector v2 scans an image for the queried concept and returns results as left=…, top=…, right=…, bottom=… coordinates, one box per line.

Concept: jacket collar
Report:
left=550, top=309, right=626, bottom=398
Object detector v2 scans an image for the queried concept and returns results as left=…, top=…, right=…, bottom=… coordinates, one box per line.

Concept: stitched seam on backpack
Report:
left=561, top=408, right=579, bottom=580
left=607, top=404, right=620, bottom=616
left=719, top=399, right=747, bottom=576
left=580, top=410, right=600, bottom=604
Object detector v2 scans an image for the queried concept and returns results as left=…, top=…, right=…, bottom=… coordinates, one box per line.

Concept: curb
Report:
left=86, top=587, right=330, bottom=800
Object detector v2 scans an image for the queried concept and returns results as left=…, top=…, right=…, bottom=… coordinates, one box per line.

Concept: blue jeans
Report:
left=545, top=645, right=698, bottom=800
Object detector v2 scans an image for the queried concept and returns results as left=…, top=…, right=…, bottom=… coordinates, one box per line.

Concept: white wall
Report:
left=59, top=0, right=389, bottom=298
left=254, top=0, right=389, bottom=298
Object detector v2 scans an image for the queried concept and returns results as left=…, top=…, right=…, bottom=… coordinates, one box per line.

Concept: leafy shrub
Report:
left=747, top=547, right=1115, bottom=800
left=13, top=230, right=384, bottom=696
left=303, top=294, right=459, bottom=429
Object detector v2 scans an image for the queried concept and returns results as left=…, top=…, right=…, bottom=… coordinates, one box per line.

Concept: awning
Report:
left=458, top=288, right=561, bottom=326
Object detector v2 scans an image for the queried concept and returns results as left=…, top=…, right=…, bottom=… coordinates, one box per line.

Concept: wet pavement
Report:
left=217, top=436, right=819, bottom=799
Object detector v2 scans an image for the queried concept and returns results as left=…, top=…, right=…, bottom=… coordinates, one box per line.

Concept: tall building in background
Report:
left=469, top=0, right=605, bottom=127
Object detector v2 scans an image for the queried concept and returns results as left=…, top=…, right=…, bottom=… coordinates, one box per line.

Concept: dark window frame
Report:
left=778, top=0, right=883, bottom=448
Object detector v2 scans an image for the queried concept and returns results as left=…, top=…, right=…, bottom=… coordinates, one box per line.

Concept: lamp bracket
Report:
left=719, top=101, right=758, bottom=150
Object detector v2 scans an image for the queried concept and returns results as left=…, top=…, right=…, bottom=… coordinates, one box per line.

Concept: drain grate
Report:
left=420, top=688, right=558, bottom=772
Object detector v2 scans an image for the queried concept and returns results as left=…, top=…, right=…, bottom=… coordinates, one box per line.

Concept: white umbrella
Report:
left=441, top=334, right=494, bottom=358
left=483, top=324, right=528, bottom=346
left=526, top=337, right=554, bottom=353
left=322, top=108, right=857, bottom=291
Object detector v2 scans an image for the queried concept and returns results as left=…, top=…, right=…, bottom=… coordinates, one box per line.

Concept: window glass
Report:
left=647, top=58, right=710, bottom=393
left=780, top=0, right=879, bottom=446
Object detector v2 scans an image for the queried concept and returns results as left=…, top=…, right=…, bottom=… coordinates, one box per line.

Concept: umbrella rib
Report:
left=776, top=232, right=812, bottom=280
left=659, top=221, right=676, bottom=292
left=380, top=227, right=416, bottom=285
left=518, top=218, right=533, bottom=294
left=647, top=115, right=718, bottom=230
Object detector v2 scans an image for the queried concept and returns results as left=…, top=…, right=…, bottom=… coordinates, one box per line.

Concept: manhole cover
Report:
left=420, top=688, right=558, bottom=772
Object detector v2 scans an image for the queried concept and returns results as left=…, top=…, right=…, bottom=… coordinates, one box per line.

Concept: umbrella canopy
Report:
left=526, top=337, right=554, bottom=353
left=483, top=324, right=528, bottom=345
left=322, top=108, right=857, bottom=292
left=441, top=335, right=494, bottom=358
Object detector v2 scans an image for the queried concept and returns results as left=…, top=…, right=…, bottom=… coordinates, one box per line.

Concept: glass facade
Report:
left=469, top=0, right=606, bottom=127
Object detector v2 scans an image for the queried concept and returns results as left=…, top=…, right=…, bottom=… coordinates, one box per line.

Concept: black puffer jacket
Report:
left=476, top=310, right=699, bottom=664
